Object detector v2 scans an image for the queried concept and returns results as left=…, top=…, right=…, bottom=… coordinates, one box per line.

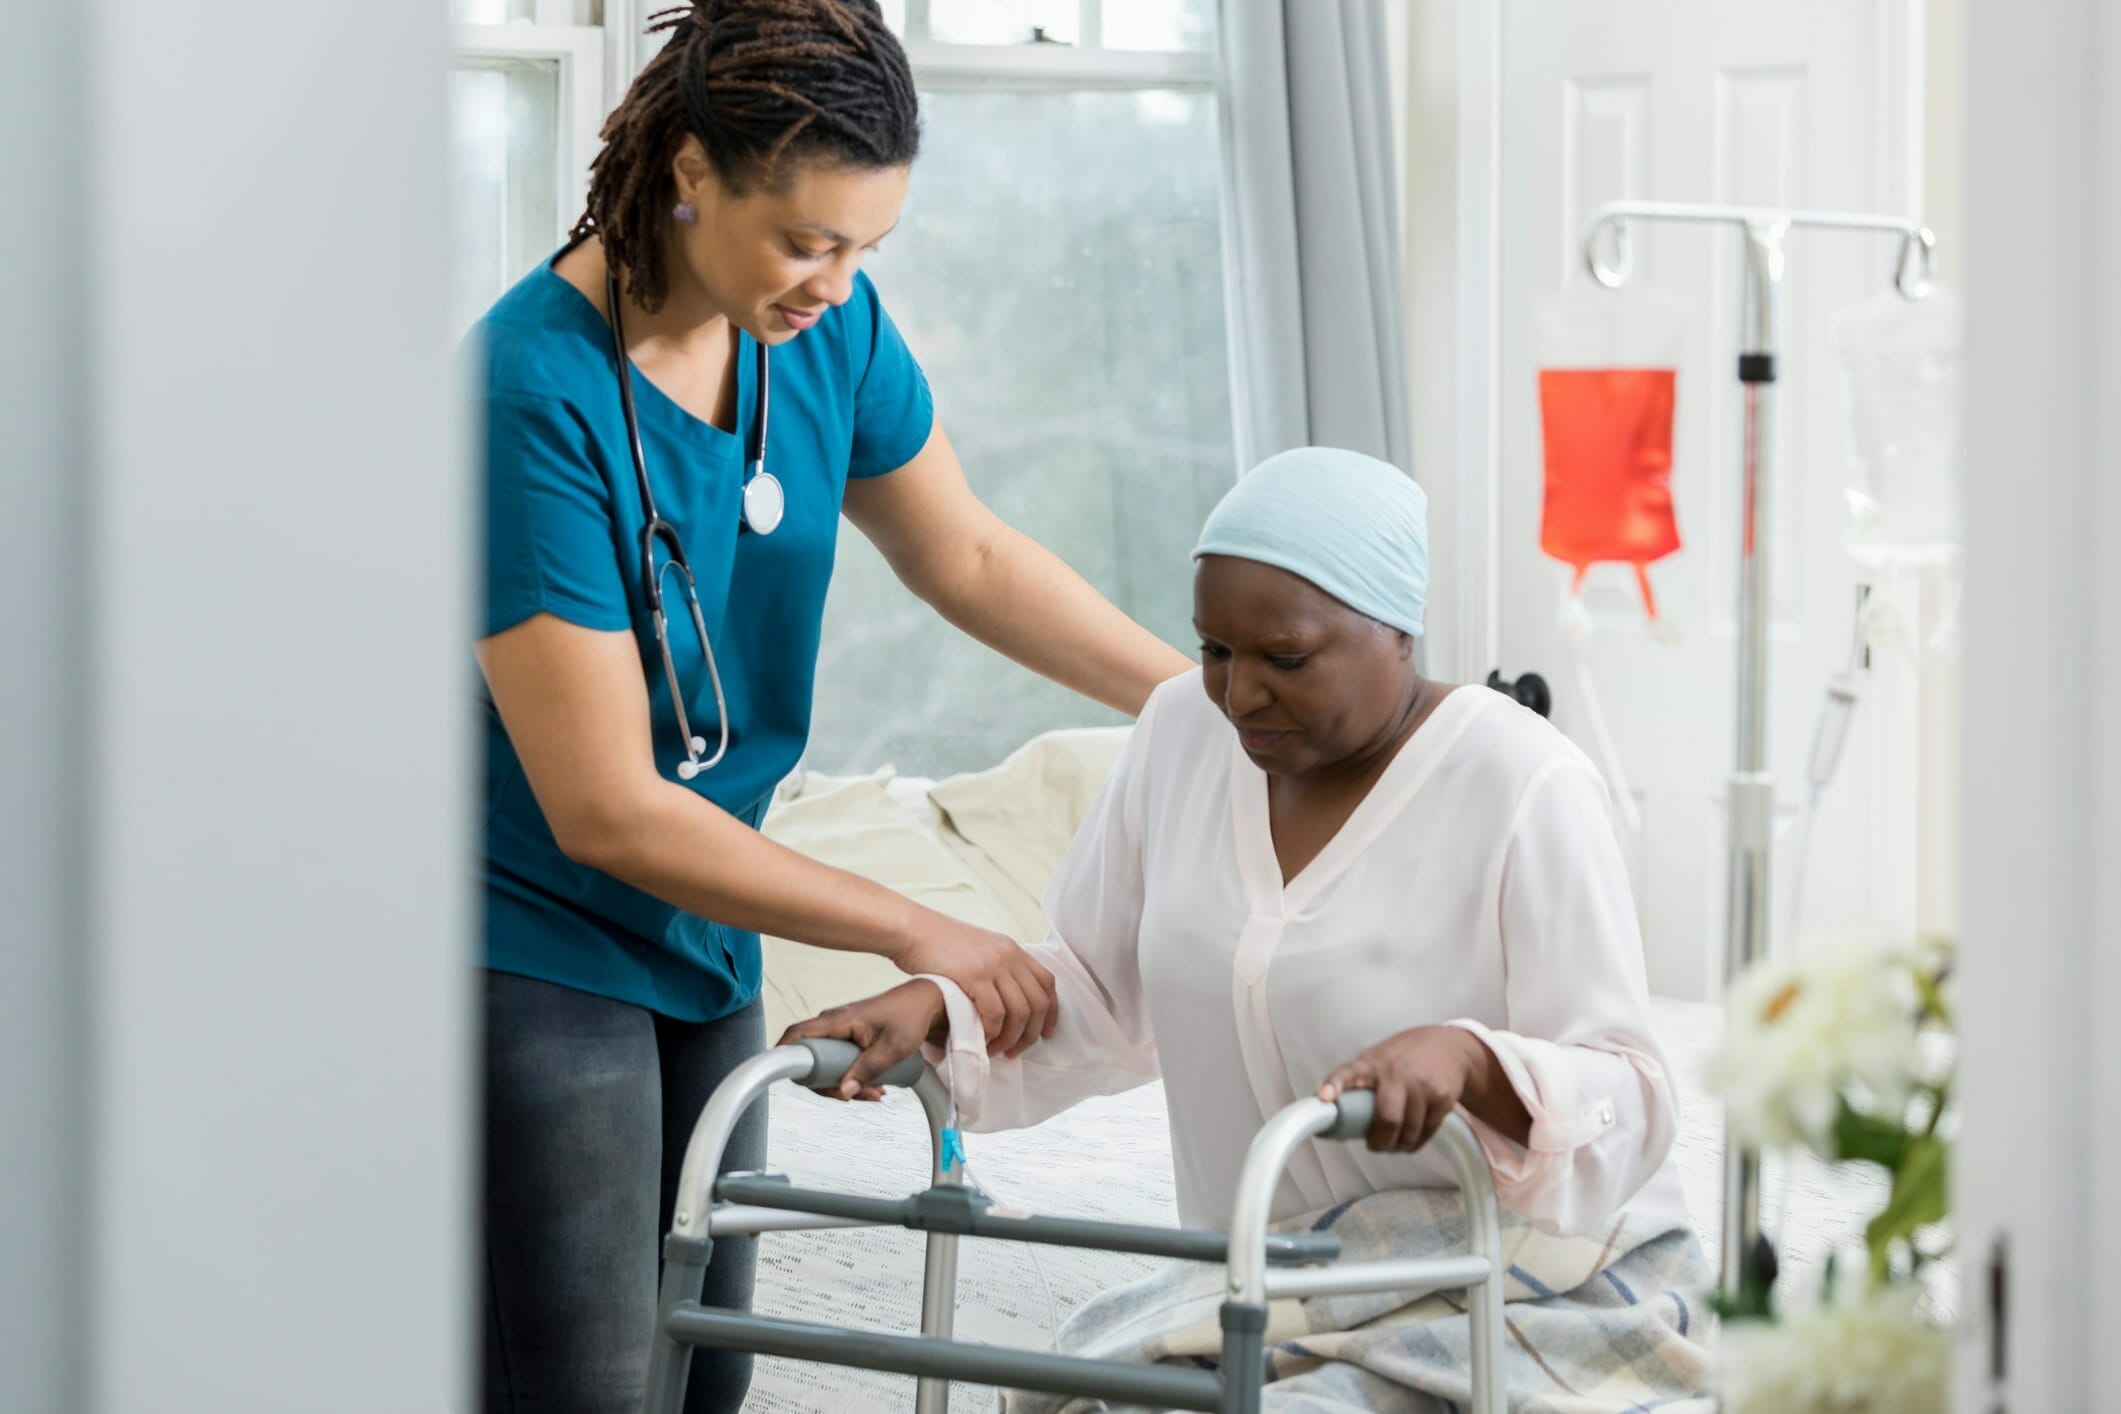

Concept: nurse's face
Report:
left=669, top=138, right=909, bottom=344
left=1194, top=555, right=1419, bottom=779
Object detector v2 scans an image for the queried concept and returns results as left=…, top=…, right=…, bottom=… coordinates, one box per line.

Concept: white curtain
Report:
left=1216, top=0, right=1411, bottom=475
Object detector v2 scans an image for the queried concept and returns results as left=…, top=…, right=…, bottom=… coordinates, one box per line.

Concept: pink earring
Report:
left=672, top=201, right=699, bottom=225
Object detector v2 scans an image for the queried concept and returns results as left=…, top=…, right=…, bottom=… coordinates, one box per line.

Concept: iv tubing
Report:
left=1560, top=590, right=1645, bottom=834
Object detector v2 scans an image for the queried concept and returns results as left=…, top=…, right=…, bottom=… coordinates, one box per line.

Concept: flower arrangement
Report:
left=1707, top=932, right=1955, bottom=1409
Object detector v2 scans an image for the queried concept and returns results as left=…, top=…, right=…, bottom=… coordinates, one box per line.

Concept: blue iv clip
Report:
left=940, top=1127, right=967, bottom=1174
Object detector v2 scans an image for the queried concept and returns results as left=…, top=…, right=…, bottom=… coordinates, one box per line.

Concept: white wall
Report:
left=3, top=2, right=472, bottom=1409
left=1955, top=0, right=2119, bottom=1405
left=1396, top=0, right=1491, bottom=687
left=1914, top=0, right=1967, bottom=940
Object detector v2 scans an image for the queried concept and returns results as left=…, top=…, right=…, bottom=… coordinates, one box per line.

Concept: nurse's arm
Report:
left=841, top=421, right=1193, bottom=717
left=475, top=612, right=1056, bottom=1056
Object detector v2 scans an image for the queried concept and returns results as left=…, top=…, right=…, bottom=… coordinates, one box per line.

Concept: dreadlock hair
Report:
left=573, top=0, right=919, bottom=312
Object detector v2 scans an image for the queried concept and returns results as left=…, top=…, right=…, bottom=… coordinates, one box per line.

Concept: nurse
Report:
left=471, top=2, right=1188, bottom=1411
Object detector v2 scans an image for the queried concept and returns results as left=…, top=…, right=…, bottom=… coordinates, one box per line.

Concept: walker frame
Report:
left=640, top=1038, right=1507, bottom=1414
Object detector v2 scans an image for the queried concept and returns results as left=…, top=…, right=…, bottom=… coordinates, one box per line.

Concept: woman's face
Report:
left=669, top=139, right=909, bottom=343
left=1194, top=555, right=1419, bottom=778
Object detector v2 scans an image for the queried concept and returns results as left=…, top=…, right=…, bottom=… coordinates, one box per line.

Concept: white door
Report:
left=1490, top=1, right=1925, bottom=999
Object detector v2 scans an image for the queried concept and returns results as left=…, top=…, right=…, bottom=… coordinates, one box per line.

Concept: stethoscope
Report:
left=605, top=266, right=784, bottom=780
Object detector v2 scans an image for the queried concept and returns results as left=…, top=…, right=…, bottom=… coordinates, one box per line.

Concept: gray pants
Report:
left=481, top=971, right=767, bottom=1414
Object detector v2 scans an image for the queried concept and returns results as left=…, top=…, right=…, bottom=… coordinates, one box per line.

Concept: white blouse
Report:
left=925, top=671, right=1689, bottom=1237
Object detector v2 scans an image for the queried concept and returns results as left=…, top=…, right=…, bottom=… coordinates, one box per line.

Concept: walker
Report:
left=642, top=1039, right=1508, bottom=1414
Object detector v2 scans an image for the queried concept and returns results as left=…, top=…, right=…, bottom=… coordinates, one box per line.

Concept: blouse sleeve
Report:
left=1440, top=759, right=1679, bottom=1235
left=916, top=692, right=1168, bottom=1130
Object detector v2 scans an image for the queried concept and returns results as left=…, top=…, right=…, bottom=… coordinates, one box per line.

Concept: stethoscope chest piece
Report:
left=742, top=471, right=786, bottom=536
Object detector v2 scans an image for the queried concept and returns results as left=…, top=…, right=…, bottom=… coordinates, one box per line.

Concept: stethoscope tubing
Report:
left=604, top=264, right=777, bottom=779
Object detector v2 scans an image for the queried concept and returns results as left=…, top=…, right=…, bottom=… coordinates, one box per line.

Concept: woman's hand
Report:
left=890, top=921, right=1057, bottom=1059
left=1319, top=1026, right=1522, bottom=1154
left=779, top=981, right=950, bottom=1101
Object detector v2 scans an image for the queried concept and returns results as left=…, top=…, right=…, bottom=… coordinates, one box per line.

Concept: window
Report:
left=449, top=1, right=1236, bottom=777
left=448, top=3, right=605, bottom=332
left=807, top=1, right=1233, bottom=775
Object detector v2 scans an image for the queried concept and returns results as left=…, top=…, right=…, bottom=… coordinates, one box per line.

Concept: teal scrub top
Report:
left=474, top=251, right=934, bottom=1022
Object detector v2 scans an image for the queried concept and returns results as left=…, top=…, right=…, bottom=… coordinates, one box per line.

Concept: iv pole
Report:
left=1578, top=201, right=1937, bottom=1300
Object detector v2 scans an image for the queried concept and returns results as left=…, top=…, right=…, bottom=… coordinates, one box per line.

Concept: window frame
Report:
left=463, top=1, right=1220, bottom=195
left=896, top=0, right=1217, bottom=92
left=449, top=18, right=606, bottom=251
left=903, top=41, right=1213, bottom=92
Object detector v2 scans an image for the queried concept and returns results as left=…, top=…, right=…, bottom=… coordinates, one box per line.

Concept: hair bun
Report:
left=647, top=0, right=724, bottom=41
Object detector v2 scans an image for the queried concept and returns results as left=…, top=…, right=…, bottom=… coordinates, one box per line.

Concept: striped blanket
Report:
left=1003, top=1187, right=1715, bottom=1413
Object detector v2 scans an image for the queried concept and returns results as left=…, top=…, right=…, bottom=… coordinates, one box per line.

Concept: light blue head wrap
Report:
left=1192, top=446, right=1429, bottom=637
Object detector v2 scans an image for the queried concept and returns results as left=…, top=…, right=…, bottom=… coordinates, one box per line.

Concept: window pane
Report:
left=877, top=0, right=906, bottom=33
left=449, top=58, right=561, bottom=334
left=449, top=0, right=536, bottom=22
left=807, top=88, right=1234, bottom=777
left=927, top=0, right=1079, bottom=46
left=1100, top=0, right=1215, bottom=52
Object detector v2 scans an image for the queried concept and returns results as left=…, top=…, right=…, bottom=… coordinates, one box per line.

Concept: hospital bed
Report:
left=738, top=729, right=1889, bottom=1411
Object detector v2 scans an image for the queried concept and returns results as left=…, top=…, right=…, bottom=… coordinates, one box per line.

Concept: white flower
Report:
left=1720, top=1284, right=1951, bottom=1413
left=1708, top=931, right=1926, bottom=1157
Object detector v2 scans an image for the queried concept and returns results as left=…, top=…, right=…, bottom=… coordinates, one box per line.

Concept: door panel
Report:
left=1496, top=1, right=1914, bottom=998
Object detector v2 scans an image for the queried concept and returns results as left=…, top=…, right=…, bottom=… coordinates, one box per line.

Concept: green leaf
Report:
left=1867, top=1136, right=1950, bottom=1283
left=1710, top=1233, right=1782, bottom=1322
left=1834, top=1102, right=1911, bottom=1169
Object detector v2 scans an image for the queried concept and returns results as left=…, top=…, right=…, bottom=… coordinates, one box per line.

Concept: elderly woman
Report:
left=786, top=450, right=1707, bottom=1406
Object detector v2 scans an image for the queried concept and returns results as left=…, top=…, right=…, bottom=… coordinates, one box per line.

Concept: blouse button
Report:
left=1598, top=1101, right=1616, bottom=1126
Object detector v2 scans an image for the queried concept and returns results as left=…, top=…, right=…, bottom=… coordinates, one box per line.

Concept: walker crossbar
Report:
left=712, top=1172, right=1346, bottom=1266
left=641, top=1041, right=1508, bottom=1414
left=665, top=1307, right=1228, bottom=1410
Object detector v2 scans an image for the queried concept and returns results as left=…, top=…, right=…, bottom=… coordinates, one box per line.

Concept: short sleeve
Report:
left=845, top=273, right=935, bottom=480
left=483, top=391, right=632, bottom=638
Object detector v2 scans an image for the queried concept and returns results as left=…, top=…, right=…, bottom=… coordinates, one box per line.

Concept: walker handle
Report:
left=792, top=1038, right=926, bottom=1093
left=1320, top=1090, right=1377, bottom=1142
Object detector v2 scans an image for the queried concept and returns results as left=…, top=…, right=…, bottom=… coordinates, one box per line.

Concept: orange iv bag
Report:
left=1535, top=288, right=1692, bottom=618
left=1537, top=368, right=1680, bottom=615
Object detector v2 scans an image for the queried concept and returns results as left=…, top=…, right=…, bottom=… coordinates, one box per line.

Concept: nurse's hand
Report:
left=1318, top=1026, right=1518, bottom=1155
left=892, top=924, right=1057, bottom=1060
left=779, top=982, right=949, bottom=1102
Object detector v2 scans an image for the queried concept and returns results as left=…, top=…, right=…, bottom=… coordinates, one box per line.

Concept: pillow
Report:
left=757, top=768, right=1017, bottom=1040
left=927, top=727, right=1133, bottom=940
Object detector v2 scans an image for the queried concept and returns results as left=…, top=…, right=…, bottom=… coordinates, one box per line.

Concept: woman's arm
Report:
left=1434, top=761, right=1679, bottom=1234
left=1319, top=1026, right=1534, bottom=1153
left=477, top=612, right=1055, bottom=1054
left=841, top=421, right=1194, bottom=717
left=782, top=680, right=1172, bottom=1126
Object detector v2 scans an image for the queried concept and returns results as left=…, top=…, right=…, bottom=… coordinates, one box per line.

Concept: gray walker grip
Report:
left=1320, top=1090, right=1377, bottom=1142
left=793, top=1036, right=926, bottom=1092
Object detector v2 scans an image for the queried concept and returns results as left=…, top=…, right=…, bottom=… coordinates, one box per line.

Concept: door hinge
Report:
left=1855, top=582, right=1874, bottom=670
left=1985, top=1232, right=2009, bottom=1412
